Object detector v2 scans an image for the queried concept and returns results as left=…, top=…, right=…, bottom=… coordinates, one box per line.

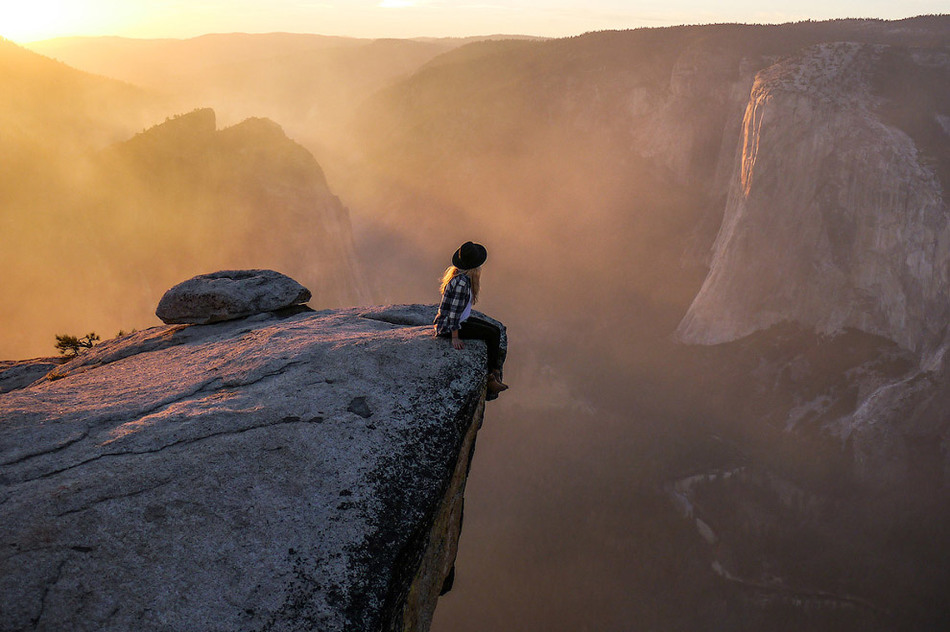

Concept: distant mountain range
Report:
left=26, top=34, right=540, bottom=146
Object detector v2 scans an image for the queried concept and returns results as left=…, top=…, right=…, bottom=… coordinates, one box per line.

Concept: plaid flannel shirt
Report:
left=434, top=273, right=472, bottom=335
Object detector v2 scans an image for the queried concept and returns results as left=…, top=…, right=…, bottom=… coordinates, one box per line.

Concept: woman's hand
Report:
left=452, top=332, right=465, bottom=350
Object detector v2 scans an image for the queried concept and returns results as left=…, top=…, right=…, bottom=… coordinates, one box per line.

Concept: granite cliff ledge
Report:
left=0, top=304, right=505, bottom=632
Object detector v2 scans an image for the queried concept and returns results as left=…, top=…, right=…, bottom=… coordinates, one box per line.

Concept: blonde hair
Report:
left=439, top=265, right=480, bottom=303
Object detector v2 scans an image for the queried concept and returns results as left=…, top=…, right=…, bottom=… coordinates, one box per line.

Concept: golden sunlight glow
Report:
left=0, top=0, right=90, bottom=42
left=0, top=1, right=939, bottom=43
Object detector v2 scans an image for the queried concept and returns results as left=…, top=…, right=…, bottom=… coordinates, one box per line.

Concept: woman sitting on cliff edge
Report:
left=434, top=241, right=508, bottom=395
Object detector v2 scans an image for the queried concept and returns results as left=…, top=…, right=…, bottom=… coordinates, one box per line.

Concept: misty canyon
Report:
left=2, top=15, right=950, bottom=631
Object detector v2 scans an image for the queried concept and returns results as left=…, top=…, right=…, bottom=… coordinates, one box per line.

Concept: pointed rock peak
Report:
left=218, top=116, right=328, bottom=186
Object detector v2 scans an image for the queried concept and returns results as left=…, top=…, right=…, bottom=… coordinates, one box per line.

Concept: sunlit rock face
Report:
left=677, top=43, right=950, bottom=353
left=0, top=304, right=504, bottom=632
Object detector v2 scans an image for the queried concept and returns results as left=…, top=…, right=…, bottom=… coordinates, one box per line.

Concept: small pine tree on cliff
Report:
left=55, top=332, right=100, bottom=358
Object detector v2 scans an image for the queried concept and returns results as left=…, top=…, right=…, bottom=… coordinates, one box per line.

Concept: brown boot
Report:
left=487, top=372, right=509, bottom=394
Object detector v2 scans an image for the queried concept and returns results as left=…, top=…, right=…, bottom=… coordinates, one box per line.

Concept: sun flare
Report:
left=0, top=0, right=90, bottom=42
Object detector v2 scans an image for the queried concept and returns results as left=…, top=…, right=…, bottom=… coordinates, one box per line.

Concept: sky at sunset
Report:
left=1, top=0, right=946, bottom=43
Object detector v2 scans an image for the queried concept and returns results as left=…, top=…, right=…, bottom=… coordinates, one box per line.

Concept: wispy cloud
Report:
left=378, top=0, right=417, bottom=7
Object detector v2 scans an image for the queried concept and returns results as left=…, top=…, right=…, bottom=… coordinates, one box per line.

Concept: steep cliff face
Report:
left=0, top=304, right=504, bottom=631
left=677, top=43, right=950, bottom=353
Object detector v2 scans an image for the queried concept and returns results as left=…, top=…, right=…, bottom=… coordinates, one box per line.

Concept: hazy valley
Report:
left=3, top=15, right=950, bottom=630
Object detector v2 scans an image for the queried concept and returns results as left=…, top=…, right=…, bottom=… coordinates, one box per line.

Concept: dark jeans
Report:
left=441, top=316, right=502, bottom=371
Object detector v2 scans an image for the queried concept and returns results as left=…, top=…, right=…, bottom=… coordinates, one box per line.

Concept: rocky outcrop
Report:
left=0, top=358, right=59, bottom=394
left=0, top=304, right=505, bottom=631
left=677, top=43, right=950, bottom=353
left=840, top=329, right=950, bottom=489
left=156, top=269, right=312, bottom=324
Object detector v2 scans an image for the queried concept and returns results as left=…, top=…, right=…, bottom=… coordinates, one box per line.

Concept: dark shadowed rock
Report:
left=155, top=269, right=312, bottom=324
left=0, top=358, right=59, bottom=394
left=0, top=304, right=506, bottom=632
left=347, top=396, right=374, bottom=418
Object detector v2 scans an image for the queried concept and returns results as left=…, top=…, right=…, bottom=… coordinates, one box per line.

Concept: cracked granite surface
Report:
left=0, top=305, right=504, bottom=631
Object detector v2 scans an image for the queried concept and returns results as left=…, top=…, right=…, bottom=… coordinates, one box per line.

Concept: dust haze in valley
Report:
left=0, top=37, right=368, bottom=361
left=4, top=18, right=950, bottom=631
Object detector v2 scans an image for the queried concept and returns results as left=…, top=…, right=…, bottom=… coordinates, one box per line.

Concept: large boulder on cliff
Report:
left=0, top=304, right=506, bottom=632
left=155, top=269, right=312, bottom=324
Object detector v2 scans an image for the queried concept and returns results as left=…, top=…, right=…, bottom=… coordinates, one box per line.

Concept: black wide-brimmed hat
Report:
left=452, top=241, right=487, bottom=269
